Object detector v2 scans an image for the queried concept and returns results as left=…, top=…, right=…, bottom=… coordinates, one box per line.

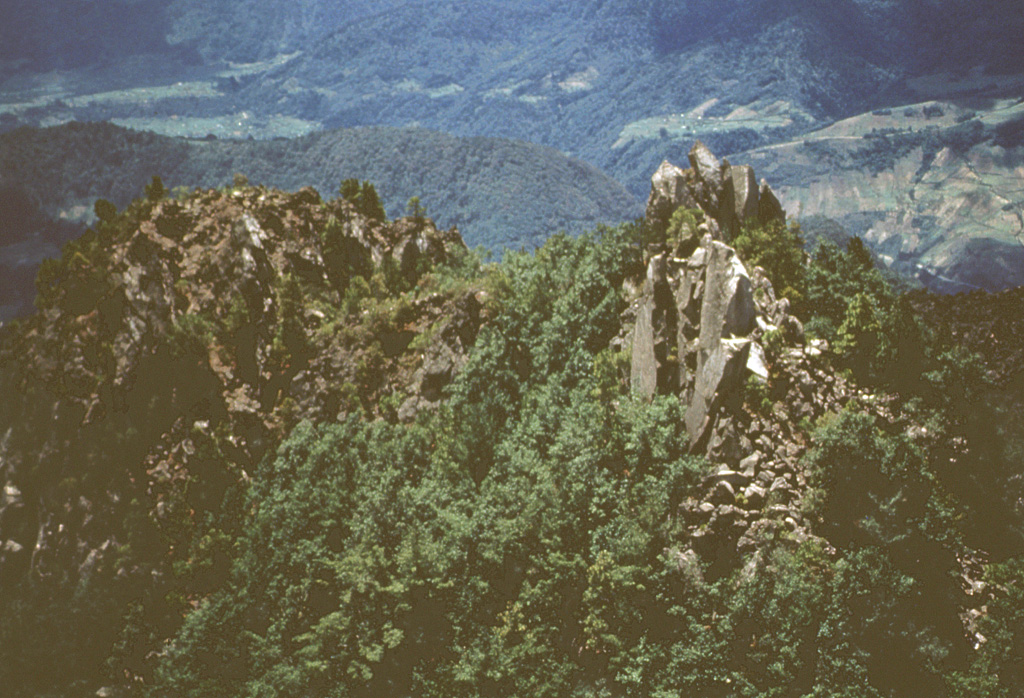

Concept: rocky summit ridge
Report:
left=618, top=142, right=900, bottom=584
left=0, top=149, right=1016, bottom=696
left=0, top=183, right=485, bottom=594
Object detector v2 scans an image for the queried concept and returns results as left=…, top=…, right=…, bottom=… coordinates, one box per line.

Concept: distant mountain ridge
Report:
left=5, top=1, right=1022, bottom=190
left=0, top=122, right=640, bottom=320
left=2, top=0, right=1023, bottom=295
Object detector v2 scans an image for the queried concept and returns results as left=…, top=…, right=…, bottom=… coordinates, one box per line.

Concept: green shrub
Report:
left=144, top=175, right=167, bottom=202
left=732, top=219, right=806, bottom=309
left=665, top=206, right=702, bottom=254
left=166, top=312, right=215, bottom=360
left=743, top=374, right=772, bottom=415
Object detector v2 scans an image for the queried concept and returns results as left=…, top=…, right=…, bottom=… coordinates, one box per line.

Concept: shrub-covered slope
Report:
left=0, top=178, right=492, bottom=696
left=0, top=152, right=1022, bottom=697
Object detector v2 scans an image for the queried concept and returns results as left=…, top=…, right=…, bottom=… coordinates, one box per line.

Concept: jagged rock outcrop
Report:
left=646, top=140, right=786, bottom=244
left=627, top=145, right=863, bottom=575
left=645, top=161, right=695, bottom=243
left=627, top=149, right=994, bottom=658
left=627, top=233, right=799, bottom=454
left=0, top=185, right=482, bottom=611
left=630, top=144, right=794, bottom=452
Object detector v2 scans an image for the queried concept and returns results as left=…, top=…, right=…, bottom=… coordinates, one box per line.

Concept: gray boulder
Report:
left=646, top=160, right=695, bottom=235
left=689, top=140, right=724, bottom=190
left=685, top=337, right=751, bottom=445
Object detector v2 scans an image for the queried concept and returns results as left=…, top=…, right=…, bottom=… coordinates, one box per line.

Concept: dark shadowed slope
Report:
left=0, top=121, right=639, bottom=319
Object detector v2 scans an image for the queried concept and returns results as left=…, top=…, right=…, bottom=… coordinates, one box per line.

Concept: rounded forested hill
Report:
left=0, top=121, right=640, bottom=250
left=0, top=121, right=639, bottom=320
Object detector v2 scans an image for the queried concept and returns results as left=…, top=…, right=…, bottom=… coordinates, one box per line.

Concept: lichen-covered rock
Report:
left=629, top=289, right=659, bottom=400
left=730, top=165, right=760, bottom=223
left=685, top=337, right=751, bottom=446
left=696, top=242, right=756, bottom=358
left=646, top=160, right=694, bottom=235
left=629, top=253, right=680, bottom=399
left=630, top=237, right=758, bottom=447
left=689, top=140, right=724, bottom=191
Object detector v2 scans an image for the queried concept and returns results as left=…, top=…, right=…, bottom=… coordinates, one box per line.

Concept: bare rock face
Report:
left=684, top=337, right=751, bottom=446
left=629, top=288, right=659, bottom=400
left=730, top=165, right=760, bottom=222
left=628, top=234, right=760, bottom=448
left=684, top=242, right=757, bottom=445
left=697, top=242, right=757, bottom=360
left=629, top=254, right=679, bottom=399
left=646, top=160, right=697, bottom=238
left=689, top=140, right=724, bottom=191
left=646, top=142, right=784, bottom=245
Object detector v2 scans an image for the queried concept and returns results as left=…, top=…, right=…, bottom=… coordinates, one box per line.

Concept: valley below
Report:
left=3, top=0, right=1024, bottom=301
left=741, top=97, right=1024, bottom=291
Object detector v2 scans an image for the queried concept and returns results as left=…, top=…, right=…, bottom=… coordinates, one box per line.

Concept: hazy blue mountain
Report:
left=2, top=0, right=1023, bottom=292
left=5, top=1, right=1021, bottom=191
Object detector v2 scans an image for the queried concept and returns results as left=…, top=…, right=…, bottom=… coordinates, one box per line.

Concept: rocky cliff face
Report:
left=628, top=142, right=800, bottom=450
left=626, top=146, right=819, bottom=544
left=645, top=141, right=786, bottom=245
left=623, top=144, right=987, bottom=638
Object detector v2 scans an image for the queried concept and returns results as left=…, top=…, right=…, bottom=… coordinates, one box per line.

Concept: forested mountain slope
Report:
left=1, top=148, right=1022, bottom=697
left=3, top=1, right=1023, bottom=294
left=5, top=0, right=1023, bottom=191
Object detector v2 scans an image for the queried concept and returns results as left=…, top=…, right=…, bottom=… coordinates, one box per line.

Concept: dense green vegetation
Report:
left=737, top=218, right=1024, bottom=548
left=1, top=183, right=1023, bottom=697
left=4, top=2, right=1024, bottom=691
left=144, top=223, right=1022, bottom=697
left=732, top=219, right=920, bottom=389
